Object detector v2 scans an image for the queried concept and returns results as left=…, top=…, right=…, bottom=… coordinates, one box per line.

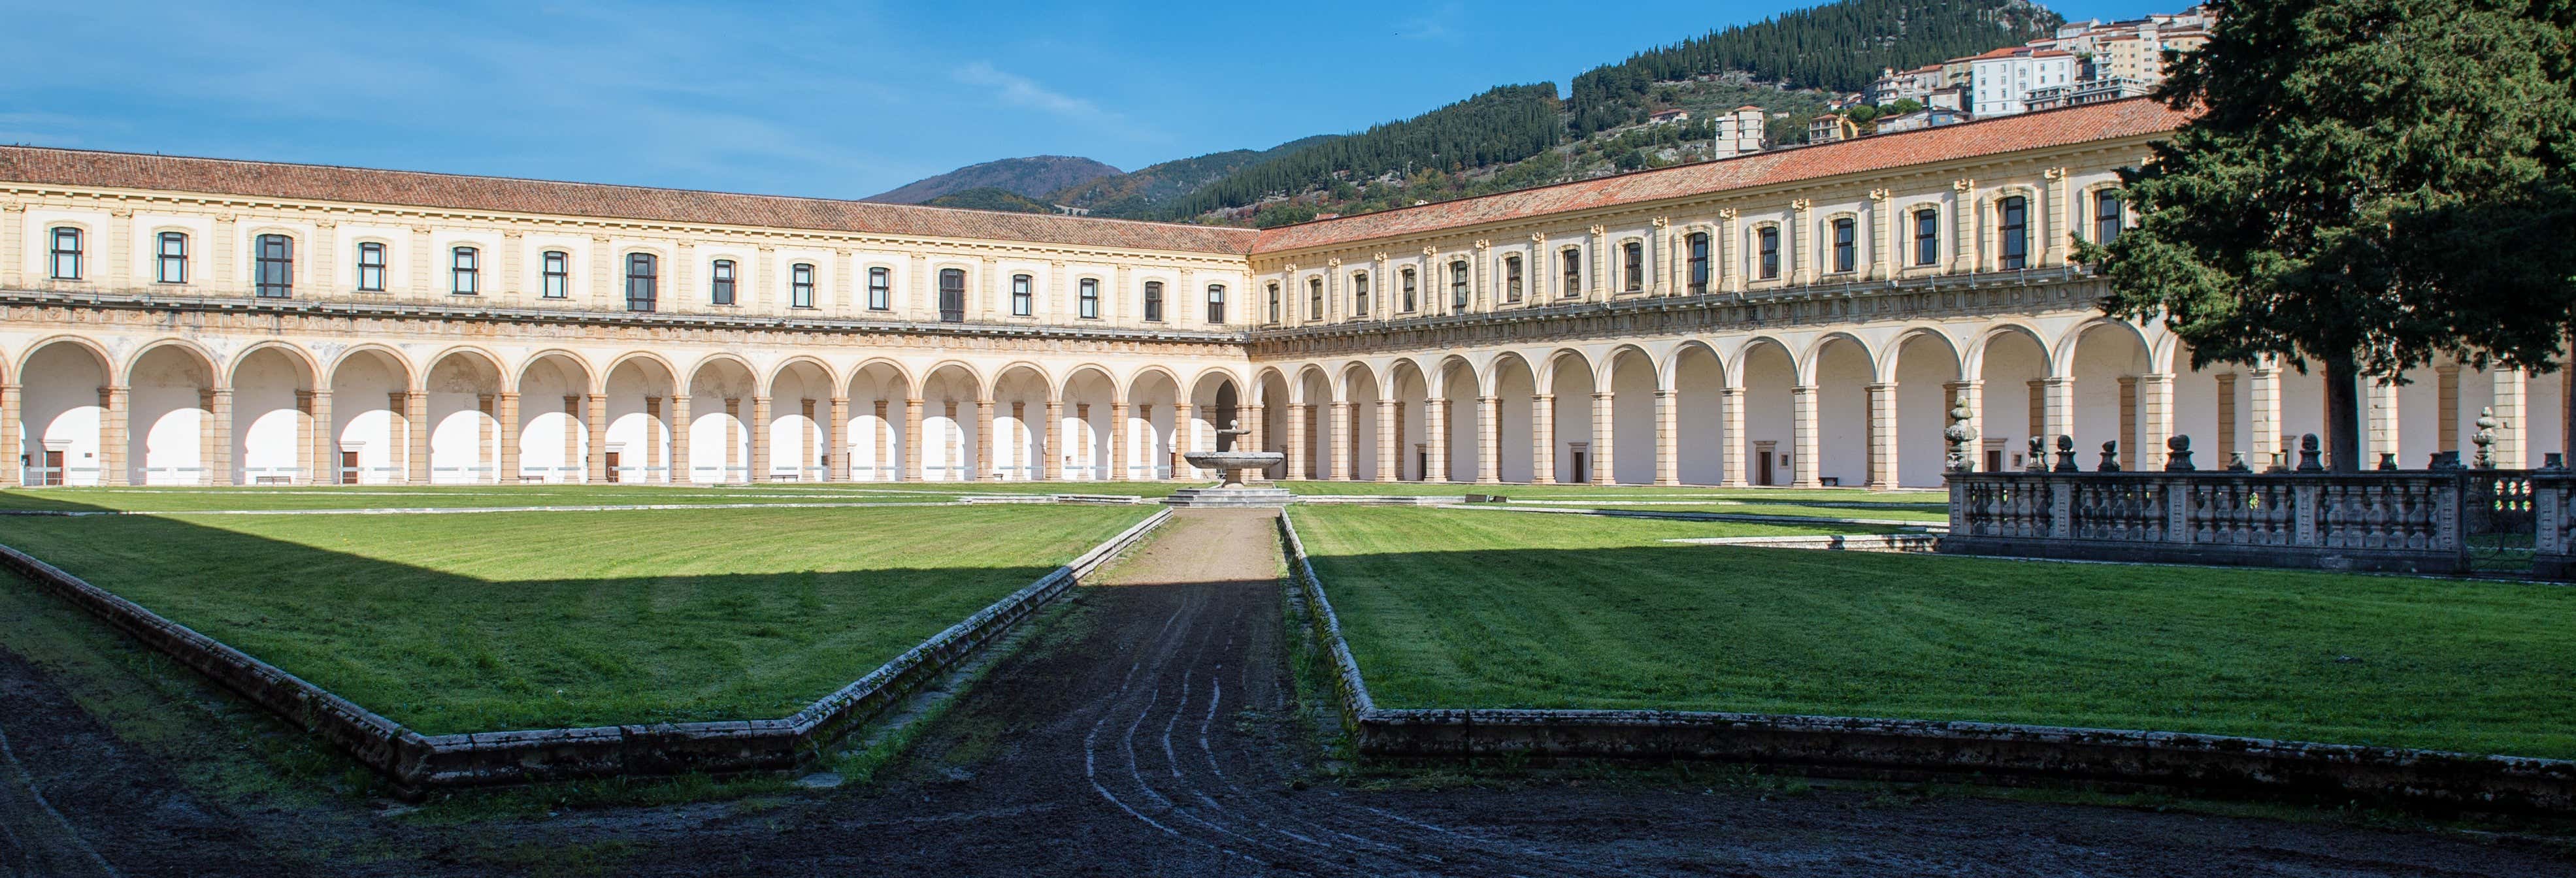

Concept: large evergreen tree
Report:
left=2080, top=0, right=2576, bottom=471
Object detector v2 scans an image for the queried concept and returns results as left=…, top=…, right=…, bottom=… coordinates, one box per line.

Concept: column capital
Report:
left=1473, top=239, right=1491, bottom=250
left=1650, top=216, right=1671, bottom=229
left=1789, top=384, right=1817, bottom=395
left=1865, top=382, right=1898, bottom=393
left=2042, top=166, right=2069, bottom=180
left=1953, top=178, right=1977, bottom=193
left=1717, top=208, right=1739, bottom=220
left=1869, top=188, right=1893, bottom=201
left=1593, top=391, right=1614, bottom=401
left=1789, top=198, right=1813, bottom=212
left=830, top=395, right=850, bottom=404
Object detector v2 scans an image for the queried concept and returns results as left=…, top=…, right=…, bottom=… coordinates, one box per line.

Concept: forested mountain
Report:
left=865, top=155, right=1121, bottom=204
left=1046, top=135, right=1337, bottom=218
left=865, top=0, right=2067, bottom=227
left=1568, top=0, right=2060, bottom=134
left=923, top=187, right=1055, bottom=214
left=1154, top=85, right=1564, bottom=220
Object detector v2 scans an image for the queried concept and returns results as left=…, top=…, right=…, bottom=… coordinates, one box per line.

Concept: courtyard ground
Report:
left=0, top=500, right=1152, bottom=732
left=2, top=506, right=2566, bottom=876
left=1293, top=504, right=2576, bottom=759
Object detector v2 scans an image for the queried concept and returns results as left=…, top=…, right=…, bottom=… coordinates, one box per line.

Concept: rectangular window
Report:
left=1687, top=233, right=1709, bottom=295
left=541, top=250, right=568, bottom=299
left=1560, top=248, right=1581, bottom=297
left=1449, top=261, right=1469, bottom=312
left=710, top=259, right=736, bottom=305
left=938, top=268, right=965, bottom=322
left=451, top=246, right=479, bottom=295
left=1080, top=278, right=1101, bottom=319
left=1011, top=273, right=1034, bottom=316
left=48, top=227, right=80, bottom=280
left=1400, top=268, right=1417, bottom=312
left=357, top=242, right=387, bottom=292
left=867, top=267, right=890, bottom=310
left=254, top=234, right=293, bottom=297
left=790, top=263, right=816, bottom=308
left=1142, top=280, right=1164, bottom=322
left=1757, top=227, right=1780, bottom=280
left=1831, top=218, right=1856, bottom=274
left=1206, top=284, right=1226, bottom=324
left=1622, top=240, right=1643, bottom=291
left=155, top=232, right=188, bottom=284
left=1999, top=196, right=2028, bottom=270
left=1265, top=282, right=1281, bottom=323
left=1504, top=255, right=1524, bottom=302
left=625, top=253, right=659, bottom=312
left=1913, top=209, right=1940, bottom=266
left=1351, top=272, right=1370, bottom=317
left=1308, top=277, right=1324, bottom=320
left=2094, top=191, right=2123, bottom=244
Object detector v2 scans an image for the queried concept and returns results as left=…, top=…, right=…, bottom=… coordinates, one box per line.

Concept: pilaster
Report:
left=2249, top=366, right=2283, bottom=469
left=1110, top=402, right=1130, bottom=481
left=1376, top=399, right=1398, bottom=481
left=1044, top=400, right=1065, bottom=481
left=671, top=395, right=692, bottom=483
left=902, top=397, right=924, bottom=481
left=405, top=390, right=429, bottom=485
left=1719, top=386, right=1747, bottom=487
left=2494, top=368, right=2529, bottom=468
left=99, top=385, right=127, bottom=485
left=828, top=396, right=849, bottom=481
left=1424, top=398, right=1449, bottom=483
left=1951, top=178, right=1979, bottom=273
left=1866, top=382, right=1898, bottom=489
left=1653, top=388, right=1679, bottom=485
left=1329, top=400, right=1353, bottom=480
left=2140, top=372, right=2174, bottom=470
left=1531, top=393, right=1556, bottom=484
left=1789, top=384, right=1819, bottom=489
left=495, top=391, right=519, bottom=483
left=1284, top=402, right=1308, bottom=481
left=1788, top=199, right=1813, bottom=285
left=1476, top=395, right=1500, bottom=484
left=1592, top=391, right=1617, bottom=484
left=976, top=399, right=996, bottom=481
left=750, top=395, right=771, bottom=482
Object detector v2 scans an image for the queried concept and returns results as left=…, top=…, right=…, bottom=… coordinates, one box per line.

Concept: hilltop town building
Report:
left=2, top=99, right=2554, bottom=491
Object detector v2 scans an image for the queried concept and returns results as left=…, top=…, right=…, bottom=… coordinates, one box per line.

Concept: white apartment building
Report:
left=1968, top=47, right=2078, bottom=118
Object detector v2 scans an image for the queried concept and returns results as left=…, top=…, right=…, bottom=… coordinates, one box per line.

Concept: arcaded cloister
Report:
left=1, top=98, right=2562, bottom=489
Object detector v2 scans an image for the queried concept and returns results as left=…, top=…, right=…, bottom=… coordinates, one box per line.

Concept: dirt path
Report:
left=3, top=508, right=2571, bottom=875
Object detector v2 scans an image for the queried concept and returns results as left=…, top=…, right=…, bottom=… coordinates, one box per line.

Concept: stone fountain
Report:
left=1163, top=421, right=1293, bottom=508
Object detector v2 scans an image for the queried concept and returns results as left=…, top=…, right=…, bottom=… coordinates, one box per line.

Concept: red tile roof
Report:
left=0, top=146, right=1261, bottom=256
left=1249, top=97, right=2190, bottom=255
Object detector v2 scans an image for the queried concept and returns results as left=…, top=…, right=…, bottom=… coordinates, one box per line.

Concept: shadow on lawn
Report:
left=0, top=496, right=1070, bottom=737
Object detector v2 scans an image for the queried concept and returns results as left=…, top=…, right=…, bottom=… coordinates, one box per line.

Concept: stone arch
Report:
left=516, top=350, right=599, bottom=483
left=2052, top=317, right=2156, bottom=378
left=684, top=355, right=761, bottom=483
left=2064, top=319, right=2156, bottom=470
left=917, top=362, right=983, bottom=481
left=1338, top=361, right=1383, bottom=481
left=323, top=345, right=415, bottom=485
left=599, top=351, right=678, bottom=483
left=421, top=347, right=505, bottom=483
left=845, top=359, right=914, bottom=481
left=1061, top=364, right=1122, bottom=481
left=1891, top=329, right=1968, bottom=487
left=1126, top=366, right=1184, bottom=481
left=1385, top=358, right=1432, bottom=481
left=1670, top=339, right=1728, bottom=484
left=1483, top=351, right=1536, bottom=483
left=1809, top=334, right=1876, bottom=487
left=1801, top=332, right=1879, bottom=385
left=1737, top=337, right=1800, bottom=486
left=18, top=338, right=114, bottom=485
left=1962, top=321, right=2051, bottom=380
left=125, top=339, right=222, bottom=485
left=1433, top=354, right=1479, bottom=482
left=986, top=363, right=1053, bottom=481
left=1975, top=322, right=2055, bottom=471
left=1543, top=348, right=1600, bottom=483
left=767, top=357, right=838, bottom=481
left=765, top=355, right=840, bottom=400
left=1601, top=345, right=1660, bottom=484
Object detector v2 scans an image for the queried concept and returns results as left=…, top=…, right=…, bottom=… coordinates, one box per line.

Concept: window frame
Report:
left=254, top=233, right=294, bottom=298
left=789, top=262, right=816, bottom=309
left=48, top=227, right=82, bottom=280
left=450, top=246, right=480, bottom=295
left=357, top=241, right=388, bottom=292
left=1142, top=279, right=1164, bottom=322
left=1265, top=282, right=1281, bottom=323
left=1504, top=254, right=1524, bottom=303
left=154, top=231, right=188, bottom=284
left=1010, top=272, right=1034, bottom=317
left=1350, top=271, right=1370, bottom=317
left=1308, top=276, right=1324, bottom=321
left=1830, top=217, right=1857, bottom=274
left=540, top=250, right=569, bottom=299
left=1080, top=277, right=1102, bottom=319
left=1998, top=195, right=2030, bottom=270
left=1559, top=247, right=1581, bottom=297
left=1687, top=232, right=1709, bottom=295
left=1448, top=260, right=1469, bottom=312
left=1621, top=240, right=1644, bottom=292
left=1755, top=225, right=1781, bottom=280
left=936, top=268, right=966, bottom=322
left=710, top=259, right=737, bottom=305
left=625, top=252, right=659, bottom=312
left=1206, top=284, right=1226, bottom=325
left=1912, top=208, right=1940, bottom=267
left=1400, top=268, right=1417, bottom=312
left=867, top=266, right=891, bottom=311
left=2093, top=189, right=2124, bottom=244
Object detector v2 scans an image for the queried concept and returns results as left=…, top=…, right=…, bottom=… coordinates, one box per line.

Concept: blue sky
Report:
left=5, top=1, right=2167, bottom=199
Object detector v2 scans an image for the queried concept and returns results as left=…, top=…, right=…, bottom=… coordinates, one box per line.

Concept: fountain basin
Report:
left=1168, top=449, right=1291, bottom=508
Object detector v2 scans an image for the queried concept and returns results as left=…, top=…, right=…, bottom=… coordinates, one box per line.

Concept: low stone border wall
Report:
left=0, top=508, right=1172, bottom=796
left=1278, top=509, right=2576, bottom=812
left=1660, top=533, right=1940, bottom=552
left=1447, top=502, right=1940, bottom=530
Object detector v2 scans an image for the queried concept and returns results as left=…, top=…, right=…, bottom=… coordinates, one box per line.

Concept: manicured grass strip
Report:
left=1277, top=480, right=1943, bottom=503
left=0, top=481, right=1189, bottom=512
left=0, top=505, right=1149, bottom=734
left=1295, top=506, right=2576, bottom=760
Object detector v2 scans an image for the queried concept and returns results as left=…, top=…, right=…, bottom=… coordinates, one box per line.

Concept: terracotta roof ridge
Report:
left=0, top=144, right=1256, bottom=240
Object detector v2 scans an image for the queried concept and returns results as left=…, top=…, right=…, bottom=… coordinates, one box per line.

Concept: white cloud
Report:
left=954, top=61, right=1121, bottom=125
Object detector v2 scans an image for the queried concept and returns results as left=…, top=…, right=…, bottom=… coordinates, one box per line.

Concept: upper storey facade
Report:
left=1244, top=99, right=2190, bottom=347
left=0, top=148, right=1259, bottom=338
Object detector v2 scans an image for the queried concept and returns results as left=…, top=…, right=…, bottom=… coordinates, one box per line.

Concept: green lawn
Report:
left=0, top=504, right=1151, bottom=734
left=0, top=481, right=1189, bottom=513
left=1277, top=480, right=1943, bottom=502
left=1294, top=506, right=2576, bottom=760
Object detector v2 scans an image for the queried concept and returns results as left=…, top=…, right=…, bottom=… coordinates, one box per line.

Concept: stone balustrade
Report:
left=1943, top=436, right=2546, bottom=575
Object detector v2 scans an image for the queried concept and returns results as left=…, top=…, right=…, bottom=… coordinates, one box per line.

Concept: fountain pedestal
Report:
left=1164, top=450, right=1293, bottom=508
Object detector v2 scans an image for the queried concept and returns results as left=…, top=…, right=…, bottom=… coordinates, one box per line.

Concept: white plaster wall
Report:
left=1815, top=348, right=1872, bottom=485
left=1741, top=348, right=1797, bottom=485
left=1674, top=351, right=1725, bottom=484
left=1611, top=361, right=1657, bottom=485
left=1894, top=347, right=1956, bottom=486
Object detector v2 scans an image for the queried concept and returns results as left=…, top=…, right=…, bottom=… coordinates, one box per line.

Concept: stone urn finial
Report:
left=2026, top=436, right=2048, bottom=472
left=2053, top=434, right=2079, bottom=472
left=1942, top=400, right=1978, bottom=472
left=2296, top=433, right=2325, bottom=472
left=2097, top=440, right=2121, bottom=472
left=2164, top=435, right=2195, bottom=471
left=2473, top=406, right=2499, bottom=468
